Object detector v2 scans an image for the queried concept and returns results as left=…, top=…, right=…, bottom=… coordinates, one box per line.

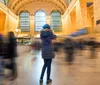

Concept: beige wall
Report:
left=0, top=2, right=18, bottom=35
left=94, top=0, right=100, bottom=32
left=5, top=12, right=18, bottom=34
left=76, top=0, right=85, bottom=29
left=62, top=0, right=93, bottom=35
left=17, top=2, right=61, bottom=15
left=62, top=14, right=72, bottom=35
left=30, top=16, right=34, bottom=36
left=70, top=8, right=77, bottom=32
left=87, top=6, right=94, bottom=33
left=0, top=10, right=6, bottom=34
left=78, top=0, right=88, bottom=28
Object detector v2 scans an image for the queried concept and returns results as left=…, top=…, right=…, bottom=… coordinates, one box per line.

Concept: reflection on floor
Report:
left=2, top=49, right=100, bottom=85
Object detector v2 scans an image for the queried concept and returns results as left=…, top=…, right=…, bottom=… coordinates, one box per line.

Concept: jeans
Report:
left=40, top=59, right=52, bottom=80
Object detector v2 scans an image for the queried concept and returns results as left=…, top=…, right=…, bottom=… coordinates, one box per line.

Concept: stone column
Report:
left=46, top=16, right=50, bottom=25
left=76, top=0, right=88, bottom=29
left=30, top=16, right=35, bottom=36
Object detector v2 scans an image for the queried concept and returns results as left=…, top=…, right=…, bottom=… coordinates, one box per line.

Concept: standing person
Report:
left=78, top=39, right=84, bottom=56
left=5, top=32, right=17, bottom=80
left=40, top=24, right=56, bottom=84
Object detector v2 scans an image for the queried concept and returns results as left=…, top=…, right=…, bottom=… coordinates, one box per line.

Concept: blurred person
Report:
left=53, top=40, right=63, bottom=57
left=53, top=40, right=59, bottom=53
left=64, top=37, right=74, bottom=65
left=4, top=32, right=17, bottom=80
left=72, top=39, right=78, bottom=55
left=87, top=38, right=97, bottom=59
left=79, top=39, right=85, bottom=50
left=40, top=24, right=56, bottom=84
left=0, top=34, right=4, bottom=76
left=73, top=39, right=83, bottom=56
left=77, top=39, right=85, bottom=56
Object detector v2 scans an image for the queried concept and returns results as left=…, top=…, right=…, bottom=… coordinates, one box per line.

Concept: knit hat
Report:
left=42, top=24, right=51, bottom=29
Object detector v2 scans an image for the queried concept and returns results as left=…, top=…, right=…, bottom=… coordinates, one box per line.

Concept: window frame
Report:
left=34, top=10, right=46, bottom=32
left=19, top=11, right=30, bottom=32
left=50, top=10, right=62, bottom=32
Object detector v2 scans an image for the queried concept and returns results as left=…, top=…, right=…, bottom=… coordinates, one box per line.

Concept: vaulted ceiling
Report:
left=8, top=0, right=67, bottom=15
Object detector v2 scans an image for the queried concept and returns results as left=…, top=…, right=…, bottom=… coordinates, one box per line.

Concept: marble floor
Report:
left=1, top=48, right=100, bottom=85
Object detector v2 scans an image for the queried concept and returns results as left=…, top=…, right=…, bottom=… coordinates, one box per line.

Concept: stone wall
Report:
left=94, top=0, right=100, bottom=28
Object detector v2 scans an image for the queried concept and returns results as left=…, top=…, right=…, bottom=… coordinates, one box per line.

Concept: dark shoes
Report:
left=47, top=79, right=52, bottom=84
left=40, top=79, right=43, bottom=84
left=39, top=79, right=52, bottom=84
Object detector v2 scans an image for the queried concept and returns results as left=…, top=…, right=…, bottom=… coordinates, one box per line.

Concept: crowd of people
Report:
left=53, top=37, right=100, bottom=65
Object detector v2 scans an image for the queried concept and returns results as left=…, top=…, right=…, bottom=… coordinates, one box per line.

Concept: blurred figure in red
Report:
left=5, top=31, right=17, bottom=80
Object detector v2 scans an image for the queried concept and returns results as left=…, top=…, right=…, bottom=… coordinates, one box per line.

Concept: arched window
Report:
left=51, top=10, right=62, bottom=32
left=35, top=10, right=46, bottom=32
left=19, top=11, right=30, bottom=32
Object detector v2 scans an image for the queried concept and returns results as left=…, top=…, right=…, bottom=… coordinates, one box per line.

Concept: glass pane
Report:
left=35, top=10, right=46, bottom=32
left=51, top=11, right=62, bottom=32
left=19, top=12, right=30, bottom=32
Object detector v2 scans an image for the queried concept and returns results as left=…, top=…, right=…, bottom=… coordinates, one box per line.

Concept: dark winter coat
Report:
left=40, top=29, right=56, bottom=59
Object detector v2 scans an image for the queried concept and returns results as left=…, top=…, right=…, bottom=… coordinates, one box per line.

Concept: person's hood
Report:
left=40, top=29, right=52, bottom=38
left=40, top=29, right=52, bottom=32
